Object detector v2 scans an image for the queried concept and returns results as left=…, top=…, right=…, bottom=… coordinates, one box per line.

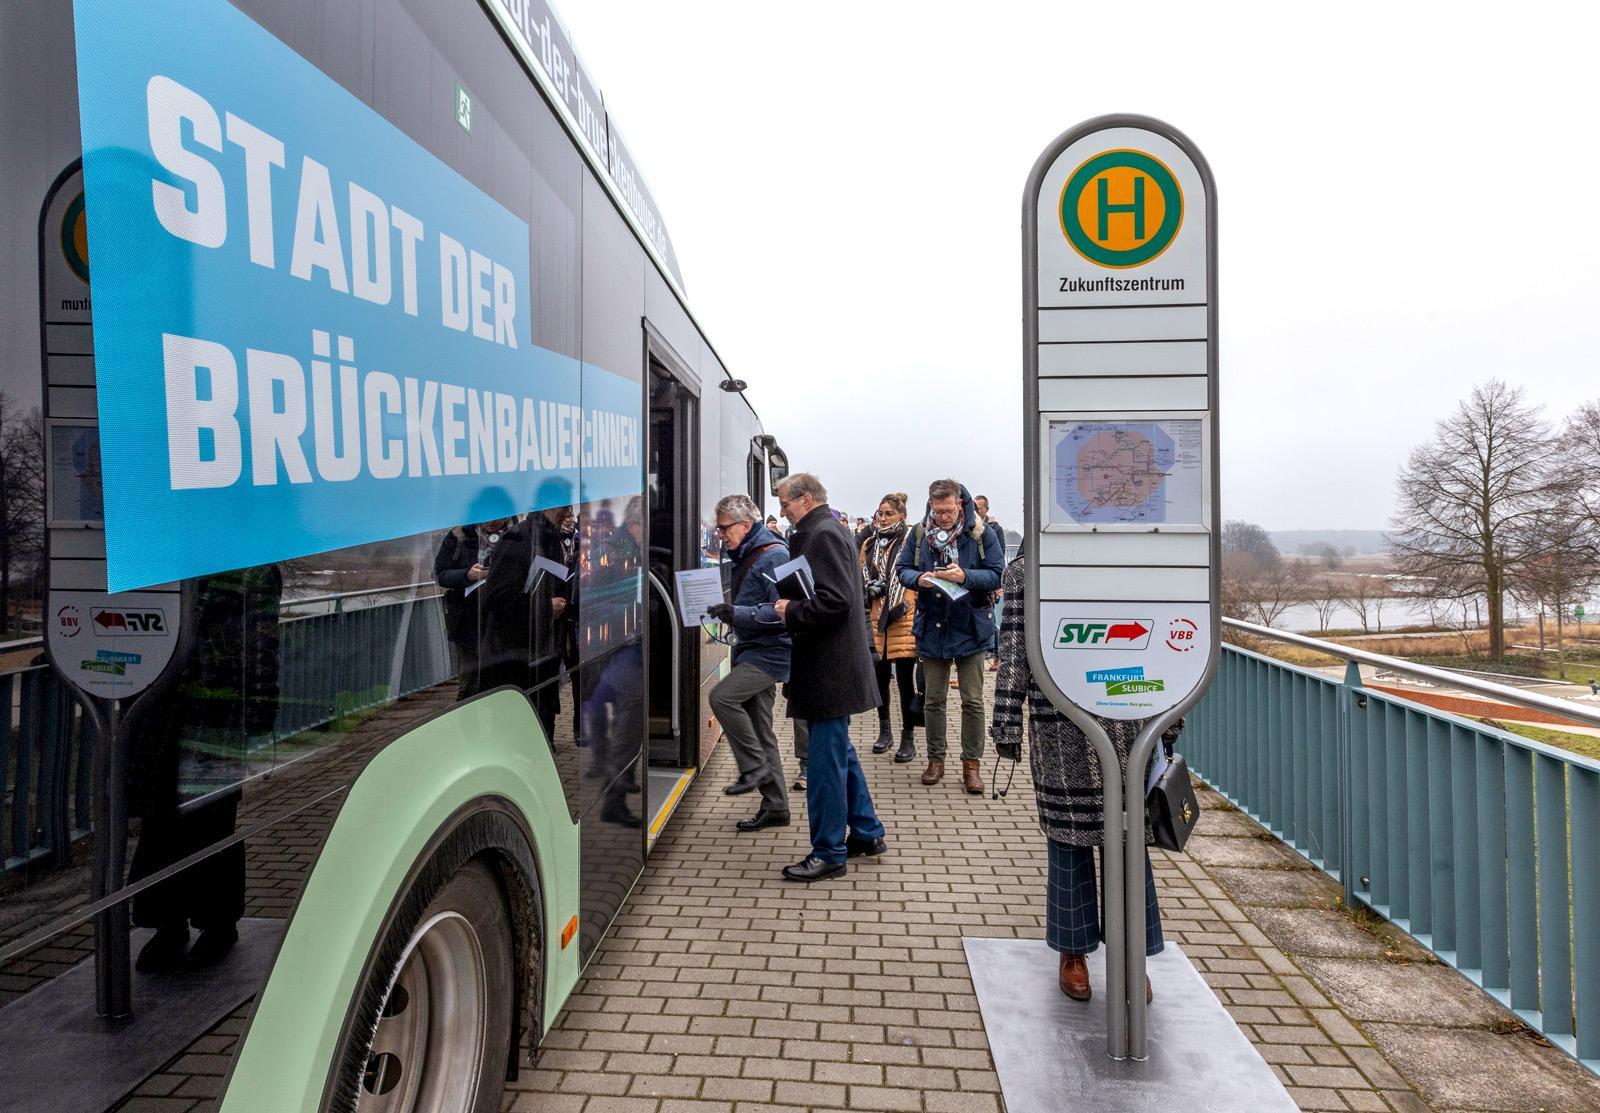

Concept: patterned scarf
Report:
left=864, top=521, right=909, bottom=630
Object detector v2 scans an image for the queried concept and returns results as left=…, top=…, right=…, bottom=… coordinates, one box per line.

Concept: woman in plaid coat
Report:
left=990, top=553, right=1165, bottom=1002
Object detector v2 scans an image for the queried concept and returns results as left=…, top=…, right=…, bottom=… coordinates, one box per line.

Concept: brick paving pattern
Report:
left=507, top=679, right=1600, bottom=1113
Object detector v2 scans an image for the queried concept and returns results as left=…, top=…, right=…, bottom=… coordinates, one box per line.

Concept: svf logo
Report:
left=1060, top=148, right=1183, bottom=269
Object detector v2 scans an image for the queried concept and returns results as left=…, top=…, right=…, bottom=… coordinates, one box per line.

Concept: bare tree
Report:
left=1389, top=381, right=1564, bottom=659
left=1508, top=508, right=1600, bottom=679
left=1223, top=520, right=1281, bottom=570
left=1307, top=577, right=1343, bottom=631
left=1223, top=552, right=1301, bottom=628
left=0, top=396, right=45, bottom=635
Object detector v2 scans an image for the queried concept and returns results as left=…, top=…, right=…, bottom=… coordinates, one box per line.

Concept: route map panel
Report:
left=1048, top=418, right=1203, bottom=528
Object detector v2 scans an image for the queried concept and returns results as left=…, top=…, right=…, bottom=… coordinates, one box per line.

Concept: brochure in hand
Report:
left=763, top=555, right=815, bottom=601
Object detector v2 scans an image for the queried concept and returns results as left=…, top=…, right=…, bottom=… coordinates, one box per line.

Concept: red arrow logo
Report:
left=1106, top=622, right=1149, bottom=642
left=94, top=611, right=127, bottom=631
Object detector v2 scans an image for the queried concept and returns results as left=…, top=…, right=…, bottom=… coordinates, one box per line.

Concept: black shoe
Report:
left=736, top=809, right=791, bottom=832
left=135, top=924, right=189, bottom=973
left=782, top=855, right=847, bottom=882
left=871, top=725, right=893, bottom=754
left=846, top=835, right=887, bottom=858
left=602, top=804, right=644, bottom=829
left=894, top=730, right=917, bottom=763
left=185, top=925, right=238, bottom=968
left=724, top=777, right=760, bottom=796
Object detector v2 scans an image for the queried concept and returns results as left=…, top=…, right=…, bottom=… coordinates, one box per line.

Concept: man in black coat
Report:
left=773, top=472, right=887, bottom=881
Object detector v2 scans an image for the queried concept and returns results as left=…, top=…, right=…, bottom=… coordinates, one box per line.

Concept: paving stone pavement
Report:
left=502, top=676, right=1600, bottom=1113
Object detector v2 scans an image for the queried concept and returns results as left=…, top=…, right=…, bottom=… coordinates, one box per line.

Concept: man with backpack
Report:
left=896, top=479, right=1004, bottom=793
left=705, top=493, right=794, bottom=831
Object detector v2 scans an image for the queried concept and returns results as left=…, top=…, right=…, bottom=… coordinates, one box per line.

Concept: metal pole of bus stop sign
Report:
left=1022, top=114, right=1221, bottom=1063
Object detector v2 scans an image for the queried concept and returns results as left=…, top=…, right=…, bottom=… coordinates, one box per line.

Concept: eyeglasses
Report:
left=874, top=509, right=898, bottom=519
left=714, top=521, right=742, bottom=534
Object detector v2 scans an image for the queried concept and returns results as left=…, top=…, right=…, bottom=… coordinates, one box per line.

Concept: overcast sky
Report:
left=556, top=1, right=1599, bottom=533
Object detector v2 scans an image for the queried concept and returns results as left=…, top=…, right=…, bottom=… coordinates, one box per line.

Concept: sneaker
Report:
left=792, top=772, right=807, bottom=791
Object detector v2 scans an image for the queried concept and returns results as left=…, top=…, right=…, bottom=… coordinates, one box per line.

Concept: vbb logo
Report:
left=1059, top=148, right=1183, bottom=269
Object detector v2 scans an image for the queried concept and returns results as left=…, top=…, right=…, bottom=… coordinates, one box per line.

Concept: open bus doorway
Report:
left=644, top=352, right=700, bottom=837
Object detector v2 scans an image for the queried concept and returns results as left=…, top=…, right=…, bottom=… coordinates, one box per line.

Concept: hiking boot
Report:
left=962, top=759, right=984, bottom=795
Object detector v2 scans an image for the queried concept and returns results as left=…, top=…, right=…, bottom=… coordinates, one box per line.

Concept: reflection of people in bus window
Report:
left=479, top=479, right=574, bottom=737
left=435, top=487, right=516, bottom=702
left=581, top=496, right=644, bottom=827
left=127, top=565, right=283, bottom=971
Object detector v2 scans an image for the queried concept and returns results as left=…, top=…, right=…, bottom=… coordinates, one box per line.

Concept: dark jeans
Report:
left=874, top=658, right=916, bottom=729
left=805, top=716, right=884, bottom=864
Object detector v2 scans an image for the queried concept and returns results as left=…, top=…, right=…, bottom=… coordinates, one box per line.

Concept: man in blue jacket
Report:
left=896, top=479, right=1004, bottom=792
left=706, top=494, right=794, bottom=831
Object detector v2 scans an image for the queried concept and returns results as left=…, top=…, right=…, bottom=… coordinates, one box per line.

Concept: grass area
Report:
left=1480, top=718, right=1600, bottom=763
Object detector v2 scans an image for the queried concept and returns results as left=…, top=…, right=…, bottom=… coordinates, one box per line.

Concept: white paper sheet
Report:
left=674, top=566, right=725, bottom=627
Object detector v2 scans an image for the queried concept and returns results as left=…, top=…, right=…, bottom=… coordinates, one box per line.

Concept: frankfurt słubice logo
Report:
left=1059, top=148, right=1183, bottom=269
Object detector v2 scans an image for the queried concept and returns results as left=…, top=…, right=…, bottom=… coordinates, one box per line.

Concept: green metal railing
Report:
left=1186, top=621, right=1600, bottom=1075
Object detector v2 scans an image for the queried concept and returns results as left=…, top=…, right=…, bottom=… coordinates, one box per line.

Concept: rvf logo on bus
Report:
left=1058, top=149, right=1183, bottom=269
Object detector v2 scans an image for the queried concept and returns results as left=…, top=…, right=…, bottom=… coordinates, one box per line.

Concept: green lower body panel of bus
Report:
left=218, top=689, right=581, bottom=1112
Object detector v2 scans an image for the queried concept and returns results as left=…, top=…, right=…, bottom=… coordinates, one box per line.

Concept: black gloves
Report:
left=706, top=602, right=734, bottom=624
left=996, top=741, right=1021, bottom=763
left=864, top=579, right=887, bottom=599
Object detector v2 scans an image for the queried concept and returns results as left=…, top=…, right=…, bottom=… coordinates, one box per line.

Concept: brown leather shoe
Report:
left=1059, top=954, right=1090, bottom=1000
left=962, top=759, right=983, bottom=795
left=921, top=760, right=944, bottom=785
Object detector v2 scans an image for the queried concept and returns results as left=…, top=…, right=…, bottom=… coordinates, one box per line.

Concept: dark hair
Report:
left=878, top=491, right=909, bottom=517
left=928, top=478, right=961, bottom=502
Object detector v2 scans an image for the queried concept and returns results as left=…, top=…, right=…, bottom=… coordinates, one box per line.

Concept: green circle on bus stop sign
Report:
left=1059, top=149, right=1184, bottom=269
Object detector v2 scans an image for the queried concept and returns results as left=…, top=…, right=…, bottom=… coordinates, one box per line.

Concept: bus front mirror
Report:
left=767, top=446, right=789, bottom=496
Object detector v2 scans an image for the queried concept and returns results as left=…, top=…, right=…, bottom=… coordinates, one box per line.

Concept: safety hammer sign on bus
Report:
left=1021, top=115, right=1220, bottom=722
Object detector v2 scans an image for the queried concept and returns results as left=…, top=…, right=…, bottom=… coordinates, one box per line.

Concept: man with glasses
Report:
left=772, top=473, right=887, bottom=882
left=705, top=494, right=794, bottom=830
left=897, top=479, right=1004, bottom=792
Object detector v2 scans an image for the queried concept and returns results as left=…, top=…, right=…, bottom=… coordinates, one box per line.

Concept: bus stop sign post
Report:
left=1021, top=115, right=1221, bottom=1063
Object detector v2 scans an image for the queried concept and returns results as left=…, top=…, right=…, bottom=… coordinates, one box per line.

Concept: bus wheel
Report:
left=355, top=861, right=513, bottom=1113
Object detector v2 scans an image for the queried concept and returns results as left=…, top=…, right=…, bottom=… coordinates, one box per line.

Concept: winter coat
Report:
left=725, top=522, right=792, bottom=682
left=781, top=505, right=880, bottom=720
left=858, top=527, right=918, bottom=661
left=895, top=483, right=1004, bottom=660
left=989, top=557, right=1153, bottom=848
left=479, top=512, right=570, bottom=690
left=434, top=525, right=484, bottom=646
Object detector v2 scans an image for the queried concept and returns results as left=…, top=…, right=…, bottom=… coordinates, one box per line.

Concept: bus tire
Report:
left=329, top=850, right=518, bottom=1106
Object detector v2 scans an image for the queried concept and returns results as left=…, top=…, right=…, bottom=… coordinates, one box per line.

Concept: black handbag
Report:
left=1146, top=730, right=1200, bottom=852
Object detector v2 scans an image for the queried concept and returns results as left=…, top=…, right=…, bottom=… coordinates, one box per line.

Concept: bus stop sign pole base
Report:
left=965, top=938, right=1297, bottom=1113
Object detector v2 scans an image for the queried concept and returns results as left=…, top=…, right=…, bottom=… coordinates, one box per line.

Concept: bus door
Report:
left=644, top=351, right=700, bottom=781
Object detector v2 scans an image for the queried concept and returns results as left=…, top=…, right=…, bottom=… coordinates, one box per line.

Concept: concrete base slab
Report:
left=1297, top=956, right=1509, bottom=1027
left=1365, top=1022, right=1600, bottom=1112
left=1208, top=866, right=1343, bottom=907
left=0, top=918, right=282, bottom=1113
left=964, top=938, right=1296, bottom=1113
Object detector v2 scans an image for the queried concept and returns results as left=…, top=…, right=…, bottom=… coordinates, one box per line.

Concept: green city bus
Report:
left=0, top=1, right=784, bottom=1109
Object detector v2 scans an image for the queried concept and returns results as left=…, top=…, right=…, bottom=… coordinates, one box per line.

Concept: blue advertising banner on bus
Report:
left=73, top=0, right=641, bottom=591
